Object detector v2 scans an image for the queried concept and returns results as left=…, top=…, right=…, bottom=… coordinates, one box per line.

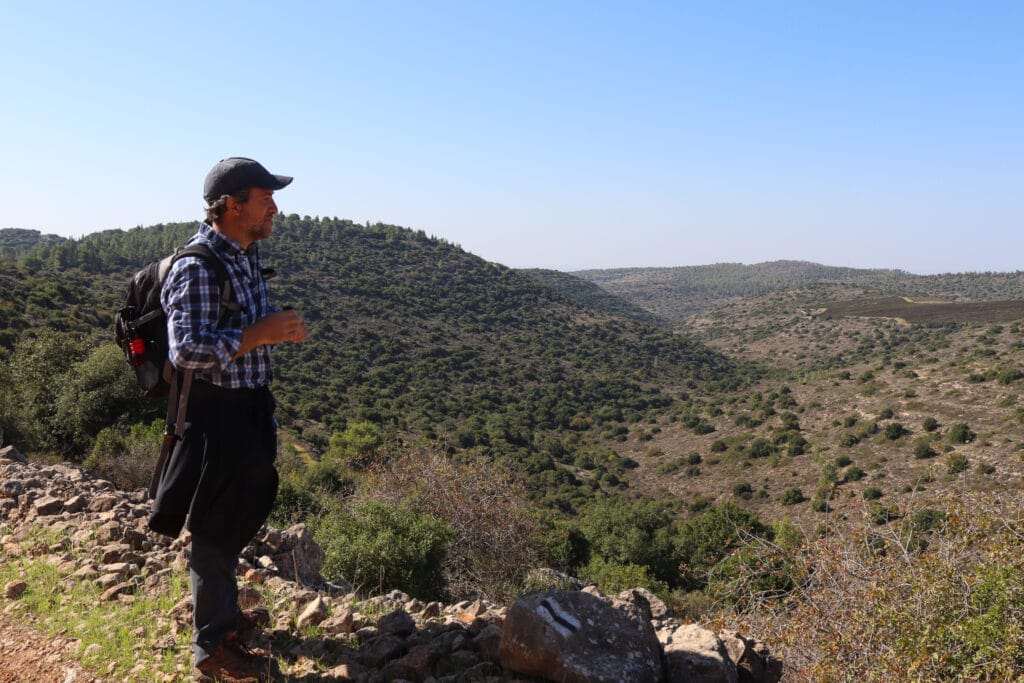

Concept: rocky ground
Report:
left=1, top=446, right=781, bottom=682
left=0, top=613, right=96, bottom=682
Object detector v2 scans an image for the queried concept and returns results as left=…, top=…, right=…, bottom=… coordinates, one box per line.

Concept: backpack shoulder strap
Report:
left=166, top=243, right=241, bottom=326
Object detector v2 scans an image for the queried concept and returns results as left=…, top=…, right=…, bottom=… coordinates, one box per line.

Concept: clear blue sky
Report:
left=1, top=1, right=1021, bottom=274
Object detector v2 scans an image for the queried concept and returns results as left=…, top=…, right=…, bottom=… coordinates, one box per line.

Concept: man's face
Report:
left=236, top=187, right=278, bottom=242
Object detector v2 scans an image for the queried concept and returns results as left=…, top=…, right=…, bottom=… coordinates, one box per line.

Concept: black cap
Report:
left=203, top=157, right=293, bottom=205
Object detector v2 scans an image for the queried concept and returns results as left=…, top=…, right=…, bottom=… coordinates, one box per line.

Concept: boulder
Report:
left=499, top=589, right=663, bottom=683
left=663, top=623, right=737, bottom=683
left=0, top=446, right=26, bottom=464
left=719, top=629, right=784, bottom=683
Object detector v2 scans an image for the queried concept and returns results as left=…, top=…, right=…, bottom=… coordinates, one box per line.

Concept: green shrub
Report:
left=84, top=419, right=163, bottom=490
left=781, top=488, right=806, bottom=506
left=884, top=423, right=908, bottom=440
left=947, top=423, right=976, bottom=444
left=863, top=487, right=884, bottom=501
left=746, top=437, right=774, bottom=459
left=947, top=453, right=969, bottom=475
left=857, top=421, right=879, bottom=439
left=733, top=482, right=754, bottom=500
left=868, top=502, right=900, bottom=525
left=913, top=437, right=936, bottom=459
left=581, top=556, right=669, bottom=597
left=839, top=433, right=860, bottom=448
left=315, top=499, right=454, bottom=600
left=580, top=497, right=681, bottom=587
left=843, top=466, right=866, bottom=482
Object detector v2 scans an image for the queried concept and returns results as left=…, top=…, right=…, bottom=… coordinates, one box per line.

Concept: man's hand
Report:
left=234, top=310, right=307, bottom=359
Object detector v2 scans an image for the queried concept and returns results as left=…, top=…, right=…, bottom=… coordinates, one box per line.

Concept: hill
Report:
left=0, top=219, right=742, bottom=512
left=572, top=260, right=913, bottom=320
left=517, top=268, right=666, bottom=326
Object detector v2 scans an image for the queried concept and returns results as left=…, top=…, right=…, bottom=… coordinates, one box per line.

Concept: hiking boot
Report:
left=237, top=607, right=271, bottom=634
left=194, top=640, right=277, bottom=682
left=226, top=607, right=272, bottom=647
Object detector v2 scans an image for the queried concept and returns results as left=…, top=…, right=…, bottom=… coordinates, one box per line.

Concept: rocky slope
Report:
left=1, top=446, right=781, bottom=682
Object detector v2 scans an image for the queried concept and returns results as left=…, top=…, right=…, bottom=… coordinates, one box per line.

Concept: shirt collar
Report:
left=199, top=222, right=246, bottom=257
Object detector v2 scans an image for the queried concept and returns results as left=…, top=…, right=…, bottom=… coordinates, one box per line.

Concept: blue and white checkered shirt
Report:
left=161, top=223, right=276, bottom=388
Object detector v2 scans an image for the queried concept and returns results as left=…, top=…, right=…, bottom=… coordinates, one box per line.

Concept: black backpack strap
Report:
left=149, top=368, right=193, bottom=499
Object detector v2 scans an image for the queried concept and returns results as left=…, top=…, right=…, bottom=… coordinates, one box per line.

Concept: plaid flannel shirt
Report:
left=161, top=223, right=276, bottom=388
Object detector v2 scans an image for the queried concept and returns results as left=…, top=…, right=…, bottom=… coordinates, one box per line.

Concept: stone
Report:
left=320, top=608, right=355, bottom=635
left=296, top=596, right=329, bottom=629
left=387, top=645, right=440, bottom=681
left=100, top=582, right=134, bottom=602
left=663, top=623, right=737, bottom=683
left=499, top=589, right=663, bottom=683
left=474, top=623, right=503, bottom=662
left=1, top=480, right=24, bottom=498
left=377, top=609, right=416, bottom=637
left=4, top=580, right=28, bottom=599
left=618, top=587, right=669, bottom=620
left=33, top=495, right=64, bottom=516
left=360, top=634, right=409, bottom=668
left=0, top=446, right=26, bottom=464
left=63, top=494, right=87, bottom=514
left=719, top=629, right=784, bottom=683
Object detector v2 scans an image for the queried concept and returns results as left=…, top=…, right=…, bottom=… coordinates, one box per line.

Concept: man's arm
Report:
left=232, top=309, right=307, bottom=360
left=162, top=258, right=242, bottom=372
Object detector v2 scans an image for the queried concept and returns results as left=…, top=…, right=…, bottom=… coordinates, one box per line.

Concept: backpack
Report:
left=115, top=243, right=237, bottom=398
left=114, top=243, right=239, bottom=498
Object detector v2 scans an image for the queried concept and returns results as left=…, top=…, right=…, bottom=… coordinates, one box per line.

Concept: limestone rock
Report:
left=296, top=596, right=328, bottom=629
left=663, top=623, right=738, bottom=683
left=499, top=589, right=663, bottom=683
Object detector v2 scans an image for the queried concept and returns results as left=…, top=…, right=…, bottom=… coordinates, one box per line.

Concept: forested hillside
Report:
left=0, top=218, right=743, bottom=511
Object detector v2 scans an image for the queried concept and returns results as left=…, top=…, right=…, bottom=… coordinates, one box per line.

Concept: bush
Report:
left=365, top=449, right=543, bottom=599
left=843, top=466, right=866, bottom=483
left=884, top=423, right=908, bottom=440
left=863, top=487, right=884, bottom=501
left=922, top=416, right=940, bottom=432
left=83, top=420, right=163, bottom=490
left=733, top=482, right=754, bottom=500
left=580, top=497, right=680, bottom=587
left=724, top=500, right=1024, bottom=680
left=839, top=433, right=860, bottom=448
left=580, top=556, right=669, bottom=598
left=675, top=502, right=770, bottom=591
left=913, top=437, right=936, bottom=459
left=947, top=453, right=969, bottom=475
left=947, top=423, right=976, bottom=444
left=781, top=488, right=806, bottom=505
left=315, top=499, right=454, bottom=600
left=746, top=437, right=774, bottom=459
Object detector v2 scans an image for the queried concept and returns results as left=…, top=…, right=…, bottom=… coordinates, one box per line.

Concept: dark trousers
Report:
left=191, top=532, right=240, bottom=664
left=159, top=381, right=279, bottom=665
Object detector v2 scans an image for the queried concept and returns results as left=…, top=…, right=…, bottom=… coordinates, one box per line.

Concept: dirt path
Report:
left=0, top=614, right=98, bottom=683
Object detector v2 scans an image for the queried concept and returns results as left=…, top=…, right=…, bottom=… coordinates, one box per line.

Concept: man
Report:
left=151, top=157, right=306, bottom=680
